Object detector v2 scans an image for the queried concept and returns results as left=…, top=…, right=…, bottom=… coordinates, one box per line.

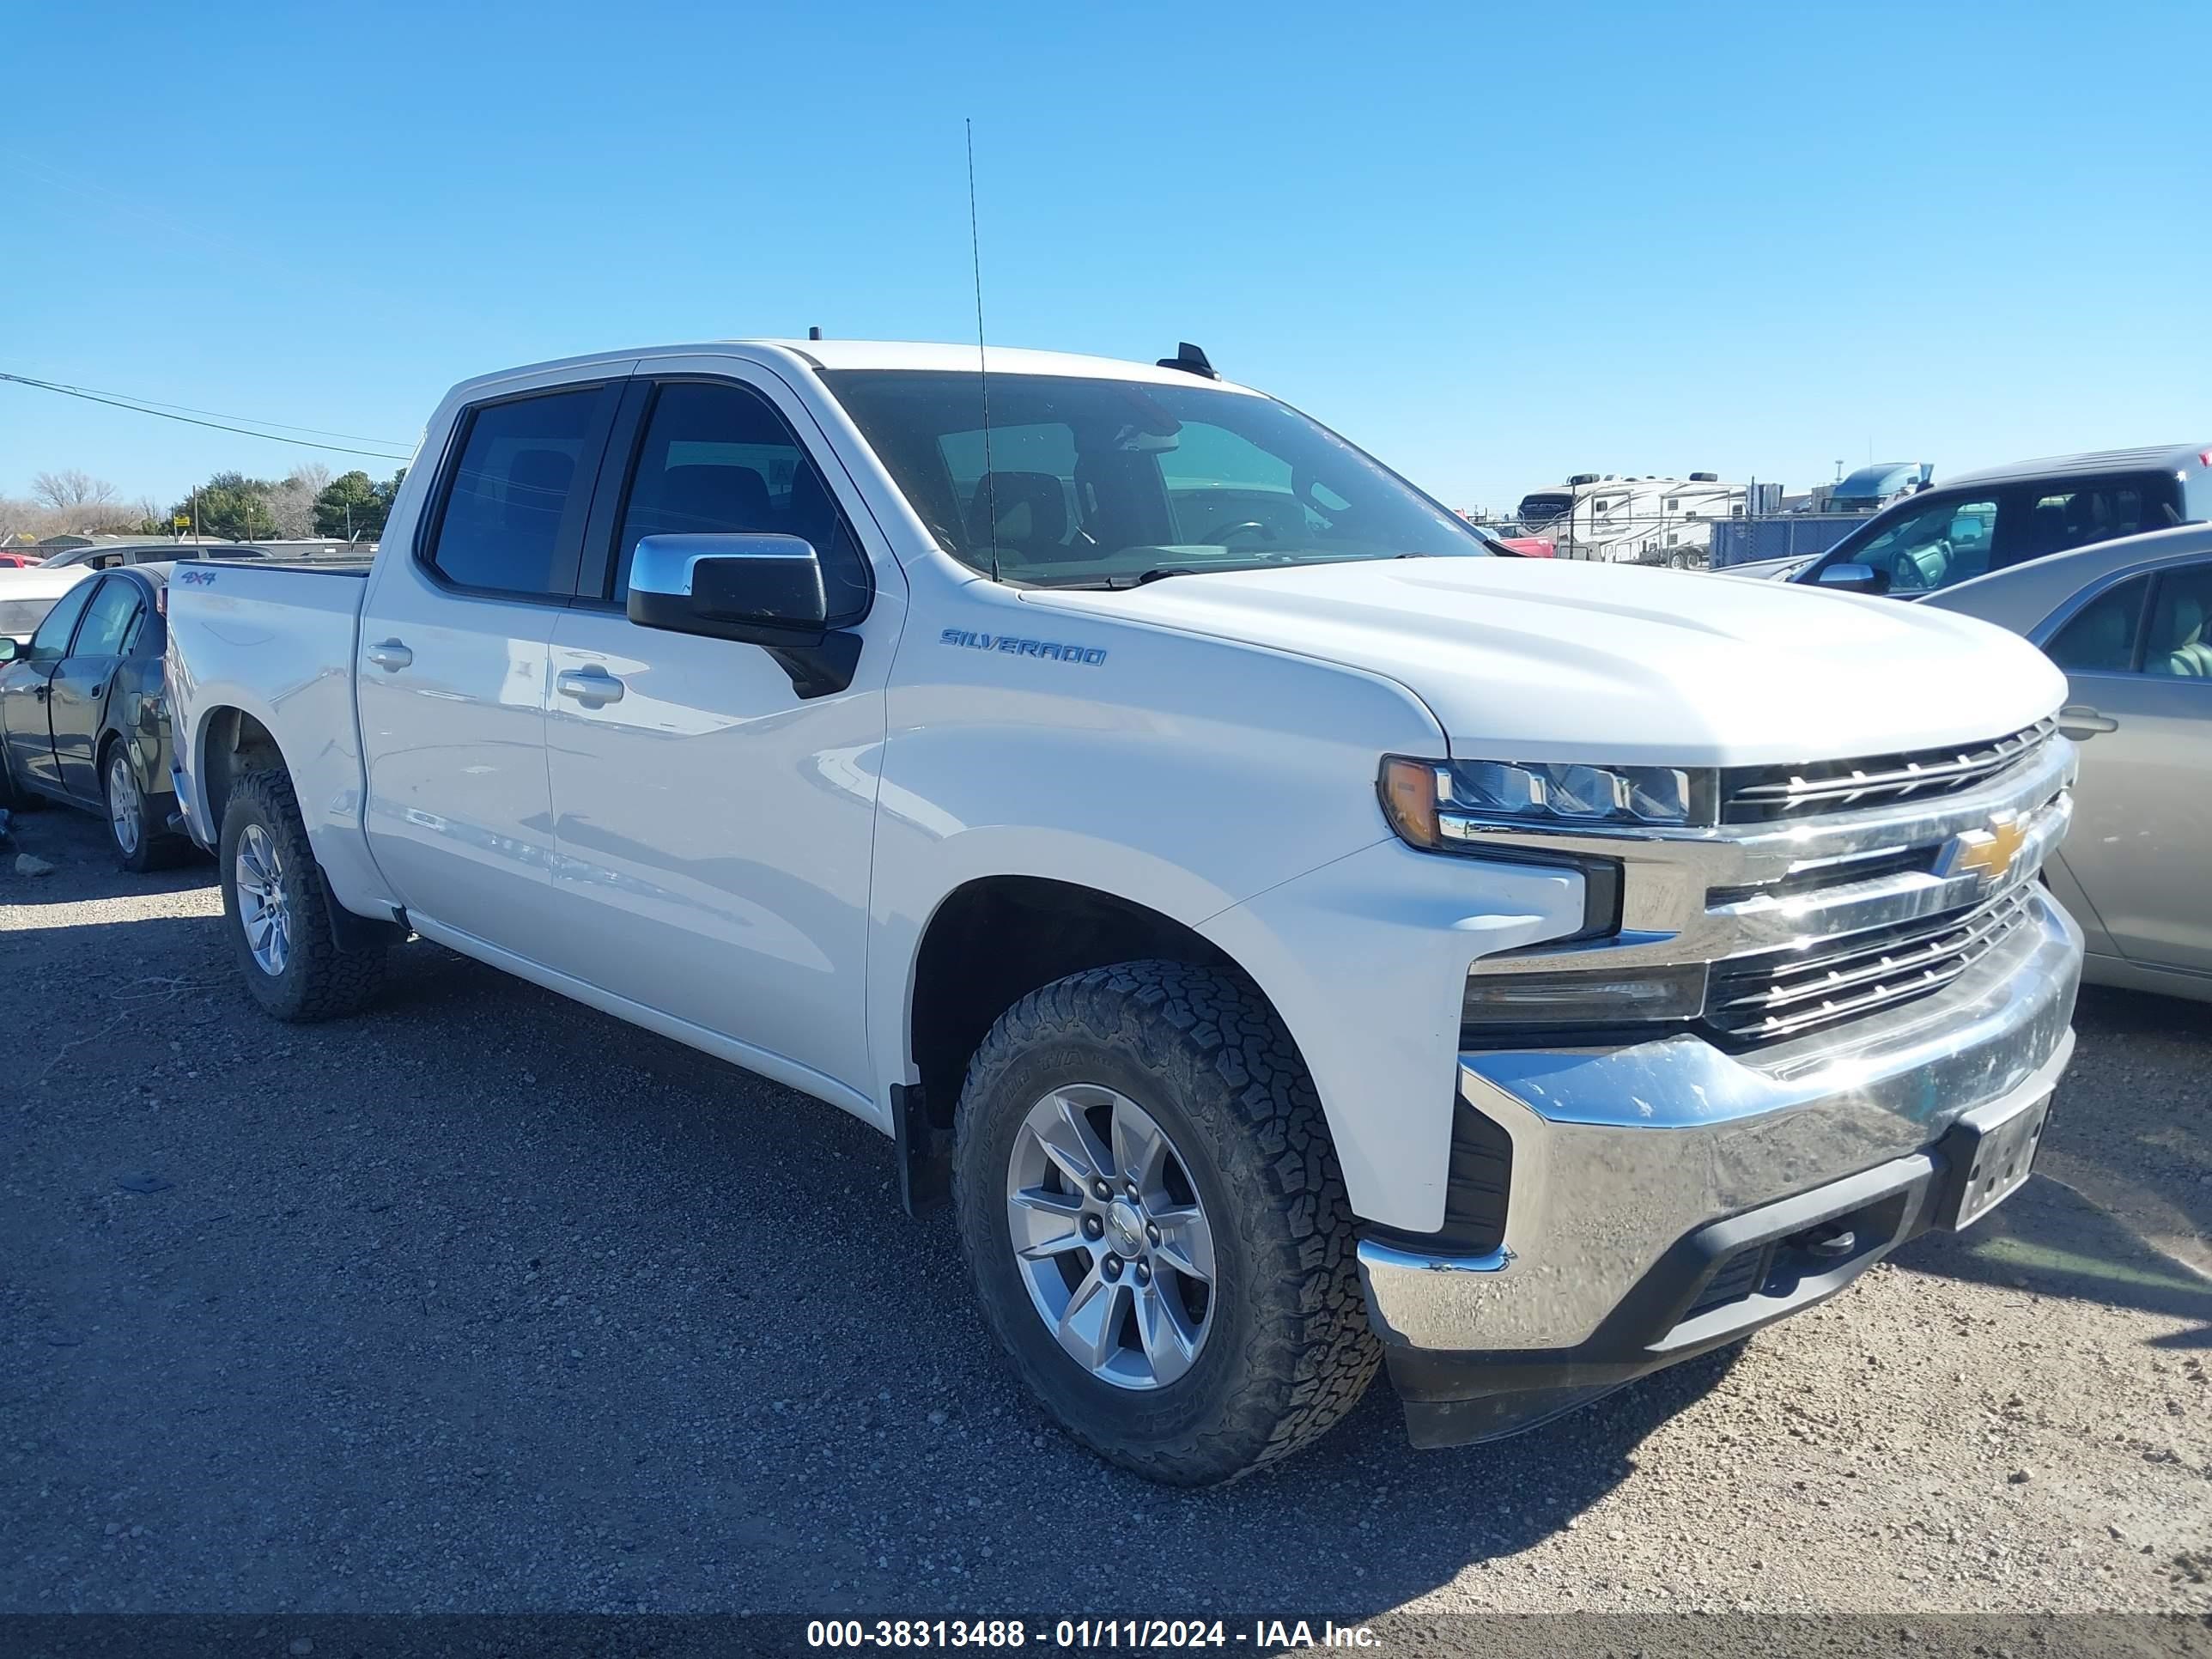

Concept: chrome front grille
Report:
left=1705, top=882, right=2039, bottom=1043
left=1719, top=720, right=2057, bottom=825
left=1458, top=716, right=2077, bottom=1052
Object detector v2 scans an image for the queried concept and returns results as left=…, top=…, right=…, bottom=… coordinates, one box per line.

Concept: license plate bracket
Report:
left=1935, top=1089, right=2052, bottom=1231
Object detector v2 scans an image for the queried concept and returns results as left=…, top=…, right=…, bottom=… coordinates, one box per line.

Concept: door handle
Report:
left=2058, top=703, right=2117, bottom=738
left=366, top=639, right=413, bottom=672
left=556, top=666, right=625, bottom=707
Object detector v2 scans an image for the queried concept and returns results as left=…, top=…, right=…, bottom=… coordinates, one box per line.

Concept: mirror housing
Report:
left=629, top=533, right=830, bottom=642
left=0, top=635, right=20, bottom=665
left=1815, top=562, right=1882, bottom=594
left=627, top=533, right=860, bottom=699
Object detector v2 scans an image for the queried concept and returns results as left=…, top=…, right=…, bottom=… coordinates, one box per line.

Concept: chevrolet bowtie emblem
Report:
left=1949, top=817, right=2027, bottom=884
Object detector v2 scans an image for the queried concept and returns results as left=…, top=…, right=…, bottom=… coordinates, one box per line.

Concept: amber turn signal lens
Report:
left=1379, top=757, right=1442, bottom=849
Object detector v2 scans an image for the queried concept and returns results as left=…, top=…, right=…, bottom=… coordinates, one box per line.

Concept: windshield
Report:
left=1516, top=492, right=1573, bottom=526
left=820, top=370, right=1486, bottom=586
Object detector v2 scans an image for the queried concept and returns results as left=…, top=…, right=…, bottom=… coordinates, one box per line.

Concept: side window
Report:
left=426, top=387, right=606, bottom=598
left=1847, top=495, right=1998, bottom=592
left=26, top=580, right=96, bottom=666
left=2143, top=565, right=2212, bottom=678
left=612, top=380, right=872, bottom=623
left=2006, top=478, right=2165, bottom=564
left=2045, top=576, right=2150, bottom=674
left=71, top=578, right=143, bottom=658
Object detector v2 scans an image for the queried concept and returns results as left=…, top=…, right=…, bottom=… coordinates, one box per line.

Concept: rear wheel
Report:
left=104, top=746, right=179, bottom=872
left=219, top=768, right=387, bottom=1020
left=953, top=960, right=1379, bottom=1486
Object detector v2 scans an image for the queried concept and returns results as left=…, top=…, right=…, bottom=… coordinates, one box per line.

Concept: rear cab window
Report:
left=423, top=386, right=616, bottom=599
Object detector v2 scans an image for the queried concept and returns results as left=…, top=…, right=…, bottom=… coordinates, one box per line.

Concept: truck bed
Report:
left=164, top=560, right=379, bottom=909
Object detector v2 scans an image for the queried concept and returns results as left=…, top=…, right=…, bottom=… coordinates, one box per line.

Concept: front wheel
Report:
left=218, top=768, right=386, bottom=1020
left=953, top=961, right=1379, bottom=1485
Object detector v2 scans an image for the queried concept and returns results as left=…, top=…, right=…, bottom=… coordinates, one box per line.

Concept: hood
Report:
left=1026, top=556, right=2065, bottom=768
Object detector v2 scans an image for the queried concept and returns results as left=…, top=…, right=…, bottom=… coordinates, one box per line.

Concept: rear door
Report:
left=2040, top=559, right=2212, bottom=975
left=46, top=574, right=145, bottom=801
left=1, top=578, right=97, bottom=793
left=538, top=361, right=898, bottom=1096
left=356, top=378, right=622, bottom=961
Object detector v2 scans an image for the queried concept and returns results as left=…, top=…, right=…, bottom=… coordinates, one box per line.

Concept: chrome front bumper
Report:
left=1358, top=885, right=2082, bottom=1356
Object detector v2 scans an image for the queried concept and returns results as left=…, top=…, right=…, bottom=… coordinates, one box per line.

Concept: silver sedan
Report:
left=1925, top=524, right=2212, bottom=1002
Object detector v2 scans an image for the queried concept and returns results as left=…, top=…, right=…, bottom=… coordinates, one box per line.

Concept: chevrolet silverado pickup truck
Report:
left=167, top=339, right=2084, bottom=1485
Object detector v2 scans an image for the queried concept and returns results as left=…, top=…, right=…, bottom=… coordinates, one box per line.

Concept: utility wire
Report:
left=6, top=374, right=405, bottom=445
left=0, top=370, right=412, bottom=461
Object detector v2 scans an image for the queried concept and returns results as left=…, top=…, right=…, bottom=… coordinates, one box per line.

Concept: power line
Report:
left=0, top=370, right=413, bottom=461
left=7, top=374, right=406, bottom=445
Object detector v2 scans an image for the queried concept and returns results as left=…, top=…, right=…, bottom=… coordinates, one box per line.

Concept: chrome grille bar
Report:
left=1720, top=720, right=2056, bottom=823
left=1707, top=884, right=2038, bottom=1042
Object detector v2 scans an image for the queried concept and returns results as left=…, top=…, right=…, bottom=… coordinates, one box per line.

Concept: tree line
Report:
left=3, top=463, right=407, bottom=547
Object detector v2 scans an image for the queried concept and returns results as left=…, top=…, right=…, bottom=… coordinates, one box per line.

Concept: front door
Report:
left=1, top=578, right=97, bottom=796
left=46, top=574, right=144, bottom=801
left=356, top=380, right=620, bottom=963
left=541, top=364, right=899, bottom=1099
left=2042, top=561, right=2212, bottom=975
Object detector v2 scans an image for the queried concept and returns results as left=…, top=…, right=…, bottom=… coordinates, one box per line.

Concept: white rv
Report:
left=1514, top=472, right=1747, bottom=566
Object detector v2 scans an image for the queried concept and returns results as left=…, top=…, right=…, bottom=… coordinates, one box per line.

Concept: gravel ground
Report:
left=3, top=805, right=2207, bottom=1619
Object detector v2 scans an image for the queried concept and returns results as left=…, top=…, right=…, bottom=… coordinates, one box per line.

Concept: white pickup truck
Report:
left=167, top=339, right=2084, bottom=1484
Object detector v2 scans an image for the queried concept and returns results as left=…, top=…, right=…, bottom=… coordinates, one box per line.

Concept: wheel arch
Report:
left=902, top=874, right=1304, bottom=1146
left=195, top=703, right=288, bottom=839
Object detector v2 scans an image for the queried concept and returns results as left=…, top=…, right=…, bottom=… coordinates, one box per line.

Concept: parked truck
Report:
left=167, top=339, right=2083, bottom=1484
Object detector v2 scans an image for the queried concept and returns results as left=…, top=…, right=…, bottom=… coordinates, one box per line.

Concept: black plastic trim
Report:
left=1364, top=1096, right=1512, bottom=1255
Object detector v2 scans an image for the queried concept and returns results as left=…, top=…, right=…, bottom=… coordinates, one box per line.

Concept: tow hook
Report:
left=1796, top=1222, right=1858, bottom=1261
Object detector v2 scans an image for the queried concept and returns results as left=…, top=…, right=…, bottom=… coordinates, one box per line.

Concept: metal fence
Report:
left=1707, top=514, right=1872, bottom=568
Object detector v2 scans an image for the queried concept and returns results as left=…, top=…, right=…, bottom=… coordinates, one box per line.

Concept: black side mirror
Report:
left=627, top=533, right=860, bottom=699
left=1814, top=562, right=1883, bottom=595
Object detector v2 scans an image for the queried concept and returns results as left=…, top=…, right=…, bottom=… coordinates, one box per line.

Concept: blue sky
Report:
left=5, top=0, right=2209, bottom=516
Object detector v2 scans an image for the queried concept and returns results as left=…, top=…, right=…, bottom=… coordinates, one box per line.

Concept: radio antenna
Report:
left=965, top=118, right=1000, bottom=583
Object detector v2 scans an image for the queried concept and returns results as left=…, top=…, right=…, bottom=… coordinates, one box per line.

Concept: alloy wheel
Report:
left=1005, top=1085, right=1218, bottom=1390
left=234, top=823, right=292, bottom=976
left=106, top=754, right=142, bottom=858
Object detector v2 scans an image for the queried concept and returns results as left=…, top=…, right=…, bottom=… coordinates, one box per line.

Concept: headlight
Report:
left=1380, top=756, right=1714, bottom=848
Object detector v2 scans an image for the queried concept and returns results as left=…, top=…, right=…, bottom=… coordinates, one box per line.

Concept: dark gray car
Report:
left=1926, top=524, right=2212, bottom=1003
left=0, top=564, right=186, bottom=871
left=1787, top=444, right=2212, bottom=597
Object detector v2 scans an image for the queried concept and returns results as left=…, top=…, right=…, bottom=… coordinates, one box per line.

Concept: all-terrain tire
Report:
left=952, top=959, right=1380, bottom=1486
left=219, top=767, right=387, bottom=1020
